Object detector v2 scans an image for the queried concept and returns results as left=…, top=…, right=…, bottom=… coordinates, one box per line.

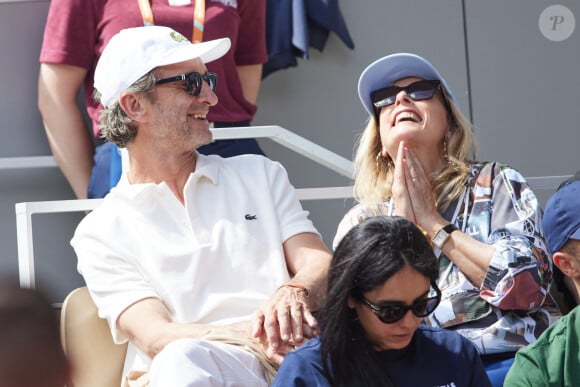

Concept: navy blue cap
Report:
left=543, top=175, right=580, bottom=254
left=357, top=53, right=456, bottom=116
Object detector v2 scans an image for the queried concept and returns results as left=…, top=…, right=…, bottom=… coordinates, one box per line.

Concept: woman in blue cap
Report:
left=272, top=216, right=490, bottom=386
left=332, top=53, right=560, bottom=386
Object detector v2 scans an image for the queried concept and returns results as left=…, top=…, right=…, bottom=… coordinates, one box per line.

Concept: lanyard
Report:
left=137, top=0, right=205, bottom=43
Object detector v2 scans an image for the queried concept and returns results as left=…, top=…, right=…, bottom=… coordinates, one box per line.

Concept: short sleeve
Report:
left=39, top=0, right=99, bottom=69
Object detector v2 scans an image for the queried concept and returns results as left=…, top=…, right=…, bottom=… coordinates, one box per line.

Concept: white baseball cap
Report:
left=94, top=26, right=231, bottom=107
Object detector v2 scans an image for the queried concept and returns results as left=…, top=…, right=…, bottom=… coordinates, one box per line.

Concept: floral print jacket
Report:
left=334, top=162, right=561, bottom=355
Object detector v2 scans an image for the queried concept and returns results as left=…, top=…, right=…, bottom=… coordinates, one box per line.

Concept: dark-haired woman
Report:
left=272, top=216, right=490, bottom=387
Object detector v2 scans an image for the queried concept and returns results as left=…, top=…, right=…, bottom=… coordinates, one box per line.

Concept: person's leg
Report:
left=483, top=357, right=515, bottom=387
left=149, top=338, right=268, bottom=387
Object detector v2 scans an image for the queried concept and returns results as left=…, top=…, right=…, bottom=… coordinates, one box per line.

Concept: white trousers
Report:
left=148, top=338, right=269, bottom=387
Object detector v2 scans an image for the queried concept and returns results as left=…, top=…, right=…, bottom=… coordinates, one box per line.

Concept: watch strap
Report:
left=442, top=223, right=458, bottom=234
left=431, top=223, right=458, bottom=249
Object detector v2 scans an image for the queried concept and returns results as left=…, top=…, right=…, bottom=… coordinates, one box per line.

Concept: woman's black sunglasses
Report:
left=371, top=79, right=441, bottom=110
left=359, top=285, right=441, bottom=324
left=155, top=71, right=218, bottom=96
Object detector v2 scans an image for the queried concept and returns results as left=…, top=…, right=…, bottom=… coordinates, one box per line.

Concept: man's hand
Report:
left=253, top=334, right=297, bottom=366
left=251, top=285, right=318, bottom=360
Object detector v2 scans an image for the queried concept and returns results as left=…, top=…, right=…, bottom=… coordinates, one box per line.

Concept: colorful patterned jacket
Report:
left=334, top=162, right=561, bottom=355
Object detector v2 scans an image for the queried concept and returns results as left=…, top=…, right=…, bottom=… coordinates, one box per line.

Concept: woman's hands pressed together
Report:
left=392, top=141, right=446, bottom=235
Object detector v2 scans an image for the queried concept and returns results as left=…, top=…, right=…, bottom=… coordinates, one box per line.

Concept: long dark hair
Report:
left=320, top=216, right=438, bottom=386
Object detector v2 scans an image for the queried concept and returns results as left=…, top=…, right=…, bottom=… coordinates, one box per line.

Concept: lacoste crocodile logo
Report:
left=245, top=214, right=257, bottom=220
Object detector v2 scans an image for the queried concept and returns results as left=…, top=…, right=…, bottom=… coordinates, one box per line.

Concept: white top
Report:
left=71, top=153, right=319, bottom=378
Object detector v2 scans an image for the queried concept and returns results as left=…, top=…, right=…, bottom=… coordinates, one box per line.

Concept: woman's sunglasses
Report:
left=155, top=71, right=218, bottom=96
left=371, top=79, right=441, bottom=110
left=359, top=286, right=441, bottom=324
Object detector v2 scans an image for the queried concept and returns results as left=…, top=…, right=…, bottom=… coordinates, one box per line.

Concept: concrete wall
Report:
left=0, top=0, right=87, bottom=301
left=0, top=0, right=578, bottom=302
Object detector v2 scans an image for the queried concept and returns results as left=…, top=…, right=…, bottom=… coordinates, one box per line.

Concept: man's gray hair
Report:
left=95, top=71, right=157, bottom=148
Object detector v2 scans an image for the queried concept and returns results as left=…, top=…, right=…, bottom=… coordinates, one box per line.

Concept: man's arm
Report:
left=252, top=232, right=332, bottom=358
left=116, top=297, right=252, bottom=359
left=503, top=353, right=545, bottom=387
left=282, top=232, right=332, bottom=311
left=236, top=64, right=263, bottom=105
left=38, top=63, right=95, bottom=199
left=117, top=232, right=330, bottom=364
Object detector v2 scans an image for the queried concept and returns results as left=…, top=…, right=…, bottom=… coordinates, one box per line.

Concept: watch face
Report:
left=432, top=229, right=448, bottom=248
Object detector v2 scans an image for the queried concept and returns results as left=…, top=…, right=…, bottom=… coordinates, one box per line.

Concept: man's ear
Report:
left=553, top=251, right=580, bottom=278
left=118, top=92, right=148, bottom=123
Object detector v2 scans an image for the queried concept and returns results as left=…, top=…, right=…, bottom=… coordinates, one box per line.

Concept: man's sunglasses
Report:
left=155, top=71, right=218, bottom=96
left=371, top=80, right=441, bottom=110
left=359, top=286, right=441, bottom=324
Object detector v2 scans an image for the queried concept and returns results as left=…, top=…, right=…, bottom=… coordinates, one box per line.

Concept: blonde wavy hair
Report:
left=352, top=87, right=477, bottom=212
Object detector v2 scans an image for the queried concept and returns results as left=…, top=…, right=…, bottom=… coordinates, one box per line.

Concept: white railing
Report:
left=210, top=125, right=353, bottom=177
left=524, top=176, right=573, bottom=190
left=15, top=125, right=354, bottom=288
left=3, top=125, right=353, bottom=177
left=15, top=186, right=354, bottom=288
left=0, top=155, right=56, bottom=169
left=13, top=125, right=573, bottom=289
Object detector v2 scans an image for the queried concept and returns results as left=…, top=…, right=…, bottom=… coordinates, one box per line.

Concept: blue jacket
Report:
left=263, top=0, right=354, bottom=78
left=272, top=325, right=491, bottom=387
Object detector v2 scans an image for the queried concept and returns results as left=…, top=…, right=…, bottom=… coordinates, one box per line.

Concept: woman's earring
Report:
left=376, top=151, right=385, bottom=168
left=443, top=140, right=449, bottom=160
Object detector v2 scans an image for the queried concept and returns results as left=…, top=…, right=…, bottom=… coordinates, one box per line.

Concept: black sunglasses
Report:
left=371, top=80, right=441, bottom=110
left=359, top=286, right=441, bottom=324
left=155, top=71, right=218, bottom=96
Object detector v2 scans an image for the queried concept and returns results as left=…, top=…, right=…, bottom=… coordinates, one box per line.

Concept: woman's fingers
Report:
left=392, top=142, right=416, bottom=223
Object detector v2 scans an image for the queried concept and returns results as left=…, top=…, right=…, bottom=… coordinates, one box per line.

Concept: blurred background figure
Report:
left=0, top=282, right=70, bottom=387
left=38, top=0, right=267, bottom=199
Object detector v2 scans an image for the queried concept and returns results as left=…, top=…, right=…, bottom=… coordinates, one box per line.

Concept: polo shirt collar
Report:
left=191, top=152, right=219, bottom=185
left=111, top=152, right=219, bottom=200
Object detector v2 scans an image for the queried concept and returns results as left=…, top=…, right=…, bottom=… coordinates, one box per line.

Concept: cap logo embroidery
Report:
left=170, top=31, right=188, bottom=43
left=245, top=214, right=257, bottom=221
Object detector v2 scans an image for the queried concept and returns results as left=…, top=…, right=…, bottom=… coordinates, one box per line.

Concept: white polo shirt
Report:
left=71, top=153, right=319, bottom=377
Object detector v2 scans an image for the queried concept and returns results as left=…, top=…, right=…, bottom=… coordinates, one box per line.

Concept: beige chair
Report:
left=60, top=287, right=128, bottom=387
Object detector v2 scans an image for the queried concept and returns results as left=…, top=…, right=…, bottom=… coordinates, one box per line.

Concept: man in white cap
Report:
left=70, top=26, right=331, bottom=386
left=504, top=172, right=580, bottom=386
